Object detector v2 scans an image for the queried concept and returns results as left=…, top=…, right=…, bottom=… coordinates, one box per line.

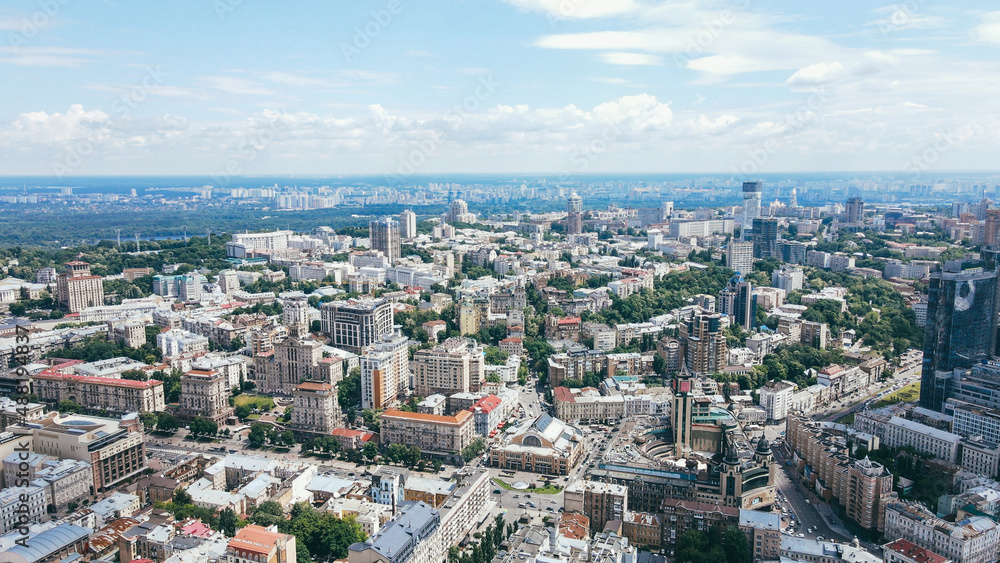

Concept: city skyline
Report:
left=1, top=1, right=999, bottom=177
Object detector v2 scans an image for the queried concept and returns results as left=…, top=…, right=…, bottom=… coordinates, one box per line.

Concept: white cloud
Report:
left=197, top=76, right=277, bottom=96
left=501, top=0, right=638, bottom=20
left=599, top=52, right=662, bottom=66
left=0, top=47, right=103, bottom=68
left=975, top=11, right=1000, bottom=44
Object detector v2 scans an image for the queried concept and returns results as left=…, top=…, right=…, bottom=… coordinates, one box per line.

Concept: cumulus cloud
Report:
left=976, top=11, right=1000, bottom=44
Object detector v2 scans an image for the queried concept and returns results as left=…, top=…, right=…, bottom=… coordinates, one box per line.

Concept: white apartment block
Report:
left=157, top=328, right=210, bottom=358
left=884, top=416, right=961, bottom=464
left=884, top=501, right=998, bottom=563
left=759, top=380, right=795, bottom=421
left=0, top=484, right=47, bottom=533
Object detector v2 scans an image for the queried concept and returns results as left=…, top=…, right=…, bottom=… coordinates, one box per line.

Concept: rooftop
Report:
left=381, top=409, right=472, bottom=425
left=228, top=524, right=290, bottom=556
left=883, top=538, right=949, bottom=563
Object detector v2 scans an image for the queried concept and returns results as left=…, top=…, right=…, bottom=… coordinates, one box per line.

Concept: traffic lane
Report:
left=773, top=449, right=844, bottom=540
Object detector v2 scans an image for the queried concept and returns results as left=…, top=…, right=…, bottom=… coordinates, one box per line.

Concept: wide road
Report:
left=818, top=365, right=922, bottom=423
left=771, top=442, right=849, bottom=542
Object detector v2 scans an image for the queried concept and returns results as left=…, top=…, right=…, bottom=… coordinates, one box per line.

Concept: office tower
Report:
left=985, top=209, right=1000, bottom=247
left=789, top=188, right=798, bottom=208
left=921, top=260, right=998, bottom=411
left=719, top=275, right=756, bottom=330
left=399, top=209, right=418, bottom=239
left=446, top=199, right=469, bottom=223
left=846, top=196, right=865, bottom=224
left=321, top=298, right=394, bottom=354
left=726, top=240, right=754, bottom=275
left=680, top=311, right=728, bottom=376
left=566, top=192, right=583, bottom=234
left=360, top=331, right=411, bottom=410
left=56, top=261, right=104, bottom=313
left=751, top=218, right=780, bottom=259
left=671, top=368, right=695, bottom=458
left=369, top=217, right=401, bottom=264
left=282, top=295, right=310, bottom=338
left=741, top=181, right=763, bottom=240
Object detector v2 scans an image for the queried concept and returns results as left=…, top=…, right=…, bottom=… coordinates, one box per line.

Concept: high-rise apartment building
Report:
left=741, top=181, right=762, bottom=239
left=772, top=266, right=804, bottom=293
left=321, top=298, right=394, bottom=354
left=413, top=338, right=486, bottom=397
left=751, top=218, right=780, bottom=259
left=985, top=209, right=1000, bottom=247
left=399, top=210, right=418, bottom=239
left=680, top=312, right=728, bottom=376
left=718, top=275, right=756, bottom=330
left=922, top=260, right=998, bottom=411
left=446, top=199, right=473, bottom=224
left=369, top=217, right=401, bottom=264
left=360, top=331, right=412, bottom=410
left=178, top=369, right=234, bottom=423
left=846, top=196, right=865, bottom=224
left=843, top=457, right=894, bottom=531
left=566, top=192, right=583, bottom=235
left=726, top=240, right=754, bottom=276
left=56, top=261, right=104, bottom=313
left=282, top=295, right=311, bottom=338
left=254, top=335, right=344, bottom=395
left=290, top=381, right=342, bottom=435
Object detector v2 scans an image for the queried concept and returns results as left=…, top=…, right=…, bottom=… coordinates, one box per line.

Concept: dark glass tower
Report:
left=921, top=260, right=998, bottom=410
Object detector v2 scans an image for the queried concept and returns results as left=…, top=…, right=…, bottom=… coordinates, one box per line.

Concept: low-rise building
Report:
left=379, top=410, right=476, bottom=458
left=491, top=414, right=584, bottom=475
left=225, top=524, right=297, bottom=563
left=32, top=370, right=165, bottom=414
left=883, top=500, right=998, bottom=563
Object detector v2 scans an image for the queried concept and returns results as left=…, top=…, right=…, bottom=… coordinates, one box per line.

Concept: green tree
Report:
left=248, top=423, right=270, bottom=447
left=461, top=437, right=487, bottom=463
left=190, top=417, right=218, bottom=436
left=57, top=399, right=84, bottom=414
left=234, top=405, right=252, bottom=420
left=156, top=412, right=179, bottom=432
left=219, top=507, right=239, bottom=537
left=139, top=411, right=158, bottom=431
left=338, top=368, right=362, bottom=410
left=279, top=430, right=296, bottom=447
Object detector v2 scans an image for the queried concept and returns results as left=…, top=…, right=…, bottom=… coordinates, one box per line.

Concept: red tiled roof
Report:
left=471, top=395, right=502, bottom=413
left=228, top=525, right=289, bottom=556
left=553, top=387, right=575, bottom=403
left=884, top=539, right=949, bottom=563
left=558, top=317, right=581, bottom=325
left=34, top=370, right=163, bottom=389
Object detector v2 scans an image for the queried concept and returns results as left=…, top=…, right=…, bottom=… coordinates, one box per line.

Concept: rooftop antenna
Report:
left=135, top=233, right=140, bottom=253
left=115, top=229, right=122, bottom=247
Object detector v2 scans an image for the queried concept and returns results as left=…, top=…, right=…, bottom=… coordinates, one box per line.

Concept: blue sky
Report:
left=1, top=0, right=999, bottom=178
